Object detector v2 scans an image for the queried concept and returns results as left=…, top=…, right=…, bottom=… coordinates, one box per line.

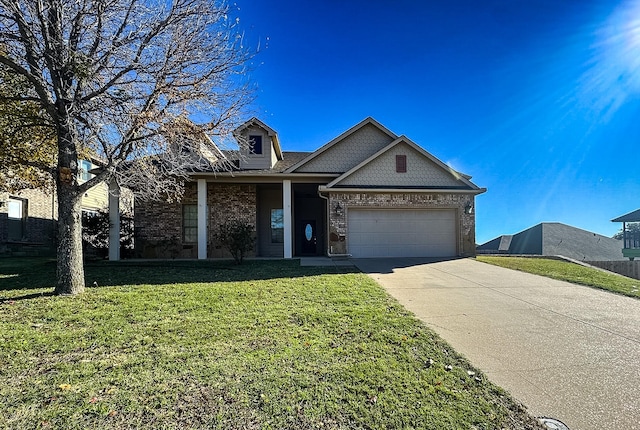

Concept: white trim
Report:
left=108, top=179, right=120, bottom=261
left=197, top=179, right=207, bottom=259
left=283, top=180, right=293, bottom=258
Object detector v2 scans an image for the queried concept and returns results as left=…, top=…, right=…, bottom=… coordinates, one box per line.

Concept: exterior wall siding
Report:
left=336, top=143, right=463, bottom=188
left=135, top=182, right=257, bottom=259
left=327, top=191, right=476, bottom=257
left=296, top=124, right=394, bottom=173
left=257, top=185, right=284, bottom=258
left=239, top=125, right=273, bottom=170
left=81, top=181, right=109, bottom=211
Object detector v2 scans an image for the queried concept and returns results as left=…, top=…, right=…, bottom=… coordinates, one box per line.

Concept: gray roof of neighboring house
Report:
left=612, top=209, right=640, bottom=223
left=477, top=222, right=624, bottom=261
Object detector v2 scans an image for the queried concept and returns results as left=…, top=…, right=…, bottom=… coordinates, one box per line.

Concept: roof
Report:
left=612, top=209, right=640, bottom=223
left=477, top=222, right=624, bottom=261
left=214, top=151, right=311, bottom=174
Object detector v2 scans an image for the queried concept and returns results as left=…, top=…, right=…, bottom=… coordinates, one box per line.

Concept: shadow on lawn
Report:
left=0, top=258, right=357, bottom=293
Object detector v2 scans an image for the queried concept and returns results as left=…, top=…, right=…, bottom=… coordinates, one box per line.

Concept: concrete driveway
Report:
left=353, top=257, right=640, bottom=430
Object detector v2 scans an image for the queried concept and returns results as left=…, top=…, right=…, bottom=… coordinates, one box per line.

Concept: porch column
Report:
left=283, top=180, right=293, bottom=258
left=108, top=178, right=120, bottom=261
left=197, top=179, right=207, bottom=259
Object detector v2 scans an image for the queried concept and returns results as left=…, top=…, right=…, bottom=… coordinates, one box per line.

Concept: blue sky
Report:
left=236, top=0, right=640, bottom=244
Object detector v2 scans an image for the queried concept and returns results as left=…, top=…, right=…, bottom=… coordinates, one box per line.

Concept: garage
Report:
left=347, top=209, right=457, bottom=258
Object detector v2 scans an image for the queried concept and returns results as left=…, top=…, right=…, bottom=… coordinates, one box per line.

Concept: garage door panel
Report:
left=348, top=209, right=456, bottom=258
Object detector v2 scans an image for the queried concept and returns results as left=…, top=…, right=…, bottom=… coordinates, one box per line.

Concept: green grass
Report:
left=477, top=256, right=640, bottom=298
left=0, top=258, right=539, bottom=429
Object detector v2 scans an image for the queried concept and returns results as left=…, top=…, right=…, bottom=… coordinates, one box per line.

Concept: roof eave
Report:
left=319, top=185, right=487, bottom=195
left=612, top=208, right=640, bottom=222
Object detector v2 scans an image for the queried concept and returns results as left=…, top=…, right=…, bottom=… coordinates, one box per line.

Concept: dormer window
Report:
left=249, top=135, right=263, bottom=155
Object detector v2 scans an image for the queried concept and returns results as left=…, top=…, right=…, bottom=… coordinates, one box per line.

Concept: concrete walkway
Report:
left=354, top=257, right=640, bottom=430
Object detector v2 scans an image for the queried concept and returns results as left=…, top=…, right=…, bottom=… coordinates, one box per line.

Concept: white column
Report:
left=283, top=180, right=293, bottom=258
left=197, top=179, right=207, bottom=259
left=108, top=178, right=120, bottom=261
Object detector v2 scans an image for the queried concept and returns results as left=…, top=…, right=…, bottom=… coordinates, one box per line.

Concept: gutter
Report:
left=318, top=185, right=487, bottom=195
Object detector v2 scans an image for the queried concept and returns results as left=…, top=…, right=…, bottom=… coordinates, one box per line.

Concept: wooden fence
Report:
left=586, top=260, right=640, bottom=281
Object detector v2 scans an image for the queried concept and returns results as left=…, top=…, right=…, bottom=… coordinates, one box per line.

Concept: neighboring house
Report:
left=612, top=209, right=640, bottom=261
left=135, top=117, right=486, bottom=259
left=0, top=159, right=117, bottom=256
left=477, top=222, right=624, bottom=261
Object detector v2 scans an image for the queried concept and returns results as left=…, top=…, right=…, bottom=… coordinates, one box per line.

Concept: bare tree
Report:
left=0, top=0, right=254, bottom=294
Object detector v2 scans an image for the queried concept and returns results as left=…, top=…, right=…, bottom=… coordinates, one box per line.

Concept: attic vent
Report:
left=396, top=154, right=407, bottom=173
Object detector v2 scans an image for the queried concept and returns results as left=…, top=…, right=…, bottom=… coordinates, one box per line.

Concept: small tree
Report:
left=215, top=220, right=255, bottom=264
left=82, top=210, right=134, bottom=259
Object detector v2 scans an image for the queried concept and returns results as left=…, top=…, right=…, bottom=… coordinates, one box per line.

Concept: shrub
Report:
left=215, top=220, right=255, bottom=264
left=82, top=210, right=134, bottom=259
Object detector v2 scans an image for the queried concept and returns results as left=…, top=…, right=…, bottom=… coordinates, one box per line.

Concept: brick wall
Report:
left=135, top=182, right=257, bottom=259
left=208, top=183, right=256, bottom=258
left=327, top=191, right=476, bottom=257
left=0, top=189, right=57, bottom=249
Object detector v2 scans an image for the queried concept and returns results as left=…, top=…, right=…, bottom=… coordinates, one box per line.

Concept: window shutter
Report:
left=396, top=155, right=407, bottom=173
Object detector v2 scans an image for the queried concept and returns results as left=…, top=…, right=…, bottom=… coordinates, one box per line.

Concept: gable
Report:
left=234, top=118, right=282, bottom=170
left=292, top=120, right=396, bottom=173
left=329, top=140, right=472, bottom=189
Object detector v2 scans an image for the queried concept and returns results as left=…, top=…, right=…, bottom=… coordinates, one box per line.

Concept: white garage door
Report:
left=348, top=209, right=457, bottom=258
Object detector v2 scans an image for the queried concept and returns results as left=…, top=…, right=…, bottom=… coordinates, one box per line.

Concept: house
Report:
left=476, top=222, right=624, bottom=261
left=0, top=159, right=122, bottom=256
left=135, top=117, right=485, bottom=259
left=612, top=209, right=640, bottom=261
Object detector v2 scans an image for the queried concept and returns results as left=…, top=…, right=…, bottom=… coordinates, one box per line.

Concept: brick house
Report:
left=0, top=159, right=125, bottom=256
left=135, top=117, right=486, bottom=259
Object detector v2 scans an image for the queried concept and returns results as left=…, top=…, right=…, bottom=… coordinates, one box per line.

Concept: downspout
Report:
left=317, top=189, right=351, bottom=259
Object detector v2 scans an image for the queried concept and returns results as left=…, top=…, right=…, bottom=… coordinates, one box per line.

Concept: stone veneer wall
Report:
left=135, top=182, right=257, bottom=259
left=327, top=192, right=476, bottom=257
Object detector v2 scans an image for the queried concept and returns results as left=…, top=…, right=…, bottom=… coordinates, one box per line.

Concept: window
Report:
left=79, top=160, right=92, bottom=182
left=8, top=198, right=23, bottom=219
left=7, top=197, right=26, bottom=241
left=182, top=204, right=198, bottom=243
left=396, top=154, right=407, bottom=173
left=271, top=208, right=284, bottom=243
left=249, top=135, right=263, bottom=155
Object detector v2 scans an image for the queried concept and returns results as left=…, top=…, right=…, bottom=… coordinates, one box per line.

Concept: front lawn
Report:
left=477, top=256, right=639, bottom=298
left=0, top=258, right=540, bottom=429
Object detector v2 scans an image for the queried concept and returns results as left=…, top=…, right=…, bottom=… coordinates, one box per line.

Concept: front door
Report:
left=301, top=220, right=317, bottom=255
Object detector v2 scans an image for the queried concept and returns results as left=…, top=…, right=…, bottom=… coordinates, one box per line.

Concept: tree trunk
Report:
left=54, top=108, right=85, bottom=295
left=55, top=177, right=85, bottom=295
